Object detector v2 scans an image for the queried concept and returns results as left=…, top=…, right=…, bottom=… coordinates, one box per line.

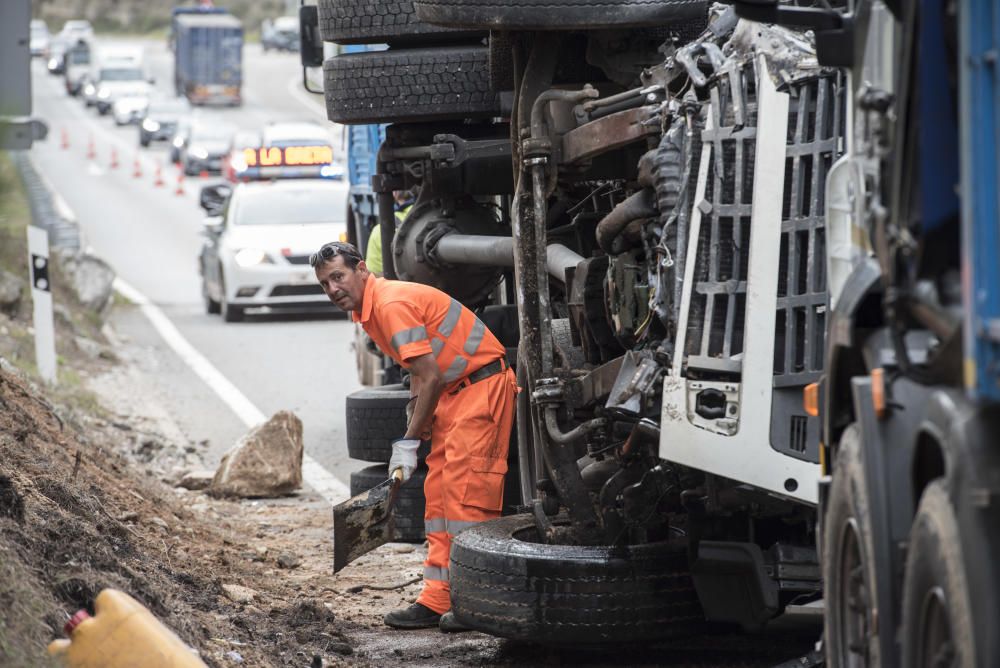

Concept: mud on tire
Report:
left=317, top=0, right=480, bottom=45
left=323, top=46, right=500, bottom=125
left=349, top=464, right=427, bottom=543
left=414, top=0, right=707, bottom=31
left=449, top=514, right=704, bottom=645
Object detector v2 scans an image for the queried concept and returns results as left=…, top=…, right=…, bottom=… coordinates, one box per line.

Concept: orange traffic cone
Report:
left=86, top=135, right=96, bottom=160
left=174, top=172, right=185, bottom=196
left=109, top=148, right=119, bottom=169
left=60, top=128, right=70, bottom=150
left=199, top=170, right=209, bottom=178
left=154, top=163, right=165, bottom=187
left=132, top=157, right=143, bottom=178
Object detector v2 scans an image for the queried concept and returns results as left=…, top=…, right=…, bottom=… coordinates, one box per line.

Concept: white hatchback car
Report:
left=198, top=179, right=349, bottom=321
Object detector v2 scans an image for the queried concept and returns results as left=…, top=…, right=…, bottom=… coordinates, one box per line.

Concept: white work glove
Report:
left=389, top=438, right=420, bottom=483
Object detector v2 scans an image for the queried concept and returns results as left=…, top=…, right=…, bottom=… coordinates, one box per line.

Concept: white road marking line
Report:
left=285, top=74, right=329, bottom=121
left=113, top=277, right=351, bottom=504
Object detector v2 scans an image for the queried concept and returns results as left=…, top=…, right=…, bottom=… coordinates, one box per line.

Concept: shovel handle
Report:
left=391, top=467, right=404, bottom=482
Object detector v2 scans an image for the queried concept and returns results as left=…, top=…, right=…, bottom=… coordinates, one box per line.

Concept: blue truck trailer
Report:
left=173, top=12, right=242, bottom=106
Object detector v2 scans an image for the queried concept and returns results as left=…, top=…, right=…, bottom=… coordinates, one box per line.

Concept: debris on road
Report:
left=209, top=410, right=304, bottom=498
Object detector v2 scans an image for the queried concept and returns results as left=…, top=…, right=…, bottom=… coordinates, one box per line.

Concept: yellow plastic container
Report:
left=48, top=589, right=207, bottom=668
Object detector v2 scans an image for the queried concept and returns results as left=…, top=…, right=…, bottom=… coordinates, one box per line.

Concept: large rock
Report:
left=0, top=270, right=24, bottom=316
left=54, top=249, right=115, bottom=314
left=209, top=411, right=303, bottom=498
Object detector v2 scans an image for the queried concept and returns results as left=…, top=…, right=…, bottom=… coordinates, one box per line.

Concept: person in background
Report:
left=364, top=189, right=415, bottom=277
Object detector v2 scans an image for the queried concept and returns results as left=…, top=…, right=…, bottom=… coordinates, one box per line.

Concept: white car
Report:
left=112, top=95, right=150, bottom=125
left=30, top=20, right=50, bottom=57
left=198, top=180, right=350, bottom=322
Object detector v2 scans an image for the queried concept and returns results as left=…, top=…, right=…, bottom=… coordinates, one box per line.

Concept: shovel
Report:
left=332, top=467, right=404, bottom=573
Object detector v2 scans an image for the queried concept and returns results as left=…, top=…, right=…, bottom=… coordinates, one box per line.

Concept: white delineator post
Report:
left=26, top=226, right=56, bottom=384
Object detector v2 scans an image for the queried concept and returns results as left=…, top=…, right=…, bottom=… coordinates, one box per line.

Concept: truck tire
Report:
left=900, top=481, right=976, bottom=668
left=822, top=424, right=881, bottom=666
left=449, top=514, right=704, bottom=645
left=323, top=46, right=500, bottom=125
left=345, top=385, right=431, bottom=462
left=414, top=0, right=707, bottom=31
left=317, top=0, right=479, bottom=45
left=349, top=464, right=427, bottom=543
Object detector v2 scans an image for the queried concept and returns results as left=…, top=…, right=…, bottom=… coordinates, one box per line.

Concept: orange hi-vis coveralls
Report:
left=352, top=274, right=517, bottom=614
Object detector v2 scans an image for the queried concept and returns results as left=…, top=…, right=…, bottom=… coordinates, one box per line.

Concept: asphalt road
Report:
left=28, top=39, right=366, bottom=489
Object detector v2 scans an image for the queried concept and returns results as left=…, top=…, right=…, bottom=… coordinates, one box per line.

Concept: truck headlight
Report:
left=234, top=248, right=272, bottom=267
left=142, top=119, right=160, bottom=132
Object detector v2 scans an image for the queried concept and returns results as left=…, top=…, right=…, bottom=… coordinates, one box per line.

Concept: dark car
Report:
left=139, top=98, right=191, bottom=147
left=180, top=122, right=236, bottom=175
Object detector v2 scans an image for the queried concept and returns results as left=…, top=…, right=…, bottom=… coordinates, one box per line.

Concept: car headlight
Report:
left=189, top=147, right=209, bottom=160
left=233, top=248, right=273, bottom=267
left=97, top=88, right=110, bottom=99
left=83, top=83, right=96, bottom=96
left=172, top=136, right=184, bottom=148
left=142, top=119, right=160, bottom=132
left=48, top=57, right=59, bottom=70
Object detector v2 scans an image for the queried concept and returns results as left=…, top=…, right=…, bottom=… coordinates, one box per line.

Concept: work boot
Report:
left=438, top=611, right=471, bottom=633
left=384, top=602, right=441, bottom=629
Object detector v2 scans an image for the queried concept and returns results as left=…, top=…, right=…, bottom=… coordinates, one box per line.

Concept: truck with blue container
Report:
left=173, top=11, right=242, bottom=106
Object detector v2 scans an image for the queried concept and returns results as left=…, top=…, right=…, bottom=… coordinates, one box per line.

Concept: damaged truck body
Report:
left=306, top=0, right=1000, bottom=663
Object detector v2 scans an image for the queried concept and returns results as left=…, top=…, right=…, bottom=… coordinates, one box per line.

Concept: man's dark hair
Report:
left=309, top=241, right=364, bottom=269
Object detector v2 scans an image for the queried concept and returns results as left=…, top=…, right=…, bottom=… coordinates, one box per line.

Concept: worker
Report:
left=311, top=241, right=516, bottom=632
left=364, top=189, right=415, bottom=276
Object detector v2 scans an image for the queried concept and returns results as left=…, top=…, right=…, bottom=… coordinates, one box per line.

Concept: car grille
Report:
left=270, top=284, right=324, bottom=297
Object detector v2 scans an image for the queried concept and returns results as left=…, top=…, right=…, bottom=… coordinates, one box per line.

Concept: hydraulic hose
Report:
left=595, top=189, right=657, bottom=254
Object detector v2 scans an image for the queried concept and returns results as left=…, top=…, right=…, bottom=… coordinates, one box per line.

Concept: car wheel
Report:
left=219, top=271, right=244, bottom=323
left=317, top=0, right=479, bottom=45
left=349, top=464, right=427, bottom=543
left=449, top=514, right=704, bottom=644
left=414, top=0, right=707, bottom=30
left=140, top=136, right=150, bottom=147
left=345, top=384, right=430, bottom=463
left=322, top=45, right=499, bottom=124
left=900, top=481, right=976, bottom=668
left=823, top=424, right=881, bottom=666
left=202, top=273, right=221, bottom=315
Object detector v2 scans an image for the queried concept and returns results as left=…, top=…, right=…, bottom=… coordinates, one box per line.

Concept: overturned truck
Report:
left=313, top=0, right=841, bottom=646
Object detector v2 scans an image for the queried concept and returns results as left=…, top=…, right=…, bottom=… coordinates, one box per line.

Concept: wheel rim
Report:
left=915, top=586, right=956, bottom=668
left=835, top=518, right=872, bottom=667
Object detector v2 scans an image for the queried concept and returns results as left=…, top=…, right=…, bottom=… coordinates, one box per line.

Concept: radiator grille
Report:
left=270, top=284, right=324, bottom=297
left=685, top=66, right=757, bottom=377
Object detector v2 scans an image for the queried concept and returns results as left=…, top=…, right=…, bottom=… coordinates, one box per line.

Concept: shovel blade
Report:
left=332, top=476, right=399, bottom=572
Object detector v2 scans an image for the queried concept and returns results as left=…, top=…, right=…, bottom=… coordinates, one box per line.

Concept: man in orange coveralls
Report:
left=311, top=241, right=517, bottom=632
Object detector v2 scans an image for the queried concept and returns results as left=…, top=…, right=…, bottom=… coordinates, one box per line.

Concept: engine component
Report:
left=567, top=256, right=625, bottom=363
left=606, top=248, right=651, bottom=347
left=604, top=350, right=663, bottom=418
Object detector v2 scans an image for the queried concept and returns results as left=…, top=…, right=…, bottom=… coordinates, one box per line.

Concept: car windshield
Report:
left=235, top=187, right=347, bottom=226
left=191, top=125, right=234, bottom=142
left=68, top=49, right=90, bottom=64
left=149, top=100, right=189, bottom=116
left=100, top=67, right=143, bottom=81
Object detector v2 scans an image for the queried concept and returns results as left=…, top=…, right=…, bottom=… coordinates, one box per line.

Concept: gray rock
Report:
left=221, top=584, right=258, bottom=604
left=0, top=271, right=23, bottom=316
left=54, top=249, right=115, bottom=314
left=277, top=552, right=300, bottom=569
left=177, top=470, right=215, bottom=491
left=209, top=411, right=303, bottom=498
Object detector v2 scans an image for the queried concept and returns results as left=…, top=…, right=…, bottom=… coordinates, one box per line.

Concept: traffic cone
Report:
left=86, top=135, right=96, bottom=160
left=132, top=156, right=143, bottom=179
left=154, top=163, right=165, bottom=187
left=109, top=148, right=119, bottom=169
left=175, top=172, right=185, bottom=196
left=60, top=128, right=70, bottom=150
left=199, top=170, right=209, bottom=178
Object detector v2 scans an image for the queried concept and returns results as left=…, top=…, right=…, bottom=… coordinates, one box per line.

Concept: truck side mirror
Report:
left=299, top=5, right=323, bottom=69
left=725, top=0, right=855, bottom=68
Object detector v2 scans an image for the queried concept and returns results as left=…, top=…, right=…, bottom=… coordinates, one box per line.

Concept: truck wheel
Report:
left=449, top=514, right=704, bottom=644
left=823, top=424, right=880, bottom=666
left=317, top=0, right=479, bottom=45
left=323, top=46, right=499, bottom=125
left=414, top=0, right=707, bottom=31
left=346, top=385, right=431, bottom=462
left=900, top=481, right=976, bottom=668
left=349, top=464, right=427, bottom=543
